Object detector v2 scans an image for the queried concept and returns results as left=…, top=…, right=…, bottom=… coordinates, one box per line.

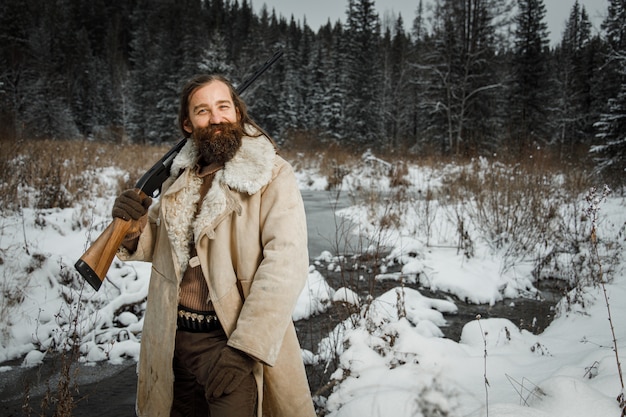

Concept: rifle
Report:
left=75, top=50, right=283, bottom=291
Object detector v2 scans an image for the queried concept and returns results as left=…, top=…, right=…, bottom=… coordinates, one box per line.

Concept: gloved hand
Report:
left=112, top=189, right=152, bottom=221
left=205, top=346, right=256, bottom=399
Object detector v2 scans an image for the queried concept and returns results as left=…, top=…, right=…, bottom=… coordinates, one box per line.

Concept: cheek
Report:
left=223, top=108, right=238, bottom=124
left=189, top=116, right=209, bottom=130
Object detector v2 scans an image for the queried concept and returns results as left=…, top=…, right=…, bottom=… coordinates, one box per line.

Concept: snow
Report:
left=1, top=157, right=625, bottom=416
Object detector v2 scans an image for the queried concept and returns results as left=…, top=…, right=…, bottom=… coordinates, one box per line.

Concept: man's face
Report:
left=184, top=80, right=243, bottom=166
left=183, top=80, right=239, bottom=133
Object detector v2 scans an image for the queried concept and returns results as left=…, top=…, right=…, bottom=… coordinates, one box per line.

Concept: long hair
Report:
left=177, top=74, right=272, bottom=143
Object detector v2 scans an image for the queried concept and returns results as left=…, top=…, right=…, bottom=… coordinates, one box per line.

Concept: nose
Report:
left=209, top=112, right=222, bottom=125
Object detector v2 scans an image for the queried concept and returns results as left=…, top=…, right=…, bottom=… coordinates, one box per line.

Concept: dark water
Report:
left=302, top=189, right=366, bottom=258
left=434, top=290, right=558, bottom=342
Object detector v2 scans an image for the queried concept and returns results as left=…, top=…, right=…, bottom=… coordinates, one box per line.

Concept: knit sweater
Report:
left=178, top=162, right=221, bottom=312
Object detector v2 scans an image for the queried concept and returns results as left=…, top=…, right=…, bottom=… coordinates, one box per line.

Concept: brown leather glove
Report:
left=112, top=189, right=152, bottom=221
left=205, top=346, right=256, bottom=399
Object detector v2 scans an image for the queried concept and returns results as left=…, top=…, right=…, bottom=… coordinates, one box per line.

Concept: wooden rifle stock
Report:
left=75, top=217, right=134, bottom=291
left=75, top=50, right=284, bottom=290
left=75, top=189, right=150, bottom=290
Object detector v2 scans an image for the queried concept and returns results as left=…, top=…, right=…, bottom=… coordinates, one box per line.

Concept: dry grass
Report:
left=2, top=135, right=596, bottom=208
left=0, top=139, right=171, bottom=211
left=280, top=132, right=361, bottom=189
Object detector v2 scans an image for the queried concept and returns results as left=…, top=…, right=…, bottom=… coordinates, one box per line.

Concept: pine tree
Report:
left=552, top=1, right=596, bottom=153
left=312, top=21, right=347, bottom=140
left=381, top=15, right=412, bottom=151
left=178, top=0, right=215, bottom=79
left=509, top=0, right=551, bottom=150
left=197, top=32, right=233, bottom=76
left=21, top=0, right=80, bottom=139
left=343, top=0, right=383, bottom=145
left=591, top=0, right=626, bottom=187
left=276, top=17, right=305, bottom=138
left=407, top=0, right=430, bottom=151
left=236, top=10, right=287, bottom=138
left=127, top=1, right=181, bottom=143
left=0, top=0, right=37, bottom=139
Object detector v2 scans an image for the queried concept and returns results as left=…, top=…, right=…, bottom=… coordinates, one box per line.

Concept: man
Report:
left=113, top=74, right=316, bottom=417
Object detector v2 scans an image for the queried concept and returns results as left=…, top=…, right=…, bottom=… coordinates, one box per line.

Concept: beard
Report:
left=192, top=122, right=244, bottom=166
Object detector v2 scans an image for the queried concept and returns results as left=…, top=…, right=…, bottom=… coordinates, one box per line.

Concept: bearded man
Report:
left=112, top=75, right=315, bottom=417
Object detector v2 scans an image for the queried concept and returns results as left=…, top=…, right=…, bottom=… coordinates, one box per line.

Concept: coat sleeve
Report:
left=227, top=159, right=309, bottom=366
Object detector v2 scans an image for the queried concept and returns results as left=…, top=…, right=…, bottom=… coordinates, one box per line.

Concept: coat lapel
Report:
left=161, top=131, right=276, bottom=276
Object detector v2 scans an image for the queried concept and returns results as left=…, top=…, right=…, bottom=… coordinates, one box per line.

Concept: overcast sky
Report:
left=252, top=0, right=607, bottom=45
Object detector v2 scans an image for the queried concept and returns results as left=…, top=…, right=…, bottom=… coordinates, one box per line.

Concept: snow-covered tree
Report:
left=417, top=0, right=512, bottom=155
left=551, top=1, right=596, bottom=152
left=509, top=0, right=551, bottom=149
left=343, top=0, right=383, bottom=145
left=591, top=0, right=626, bottom=187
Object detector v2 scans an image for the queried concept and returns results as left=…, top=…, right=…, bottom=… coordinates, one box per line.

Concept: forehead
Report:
left=189, top=80, right=233, bottom=106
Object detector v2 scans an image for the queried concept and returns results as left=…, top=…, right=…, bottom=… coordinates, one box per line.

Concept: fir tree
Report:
left=343, top=0, right=383, bottom=145
left=552, top=1, right=595, bottom=153
left=381, top=15, right=412, bottom=150
left=510, top=0, right=551, bottom=149
left=591, top=0, right=626, bottom=187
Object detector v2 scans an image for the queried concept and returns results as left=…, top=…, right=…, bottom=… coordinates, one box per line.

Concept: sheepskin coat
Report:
left=118, top=131, right=315, bottom=417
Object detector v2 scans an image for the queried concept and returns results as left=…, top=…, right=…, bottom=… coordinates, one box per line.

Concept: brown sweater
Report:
left=178, top=162, right=222, bottom=313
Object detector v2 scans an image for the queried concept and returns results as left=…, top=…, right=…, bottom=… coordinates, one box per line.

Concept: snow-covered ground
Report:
left=1, top=157, right=624, bottom=417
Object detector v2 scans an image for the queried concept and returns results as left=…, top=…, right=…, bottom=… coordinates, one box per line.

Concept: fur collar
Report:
left=169, top=131, right=276, bottom=194
left=162, top=132, right=276, bottom=276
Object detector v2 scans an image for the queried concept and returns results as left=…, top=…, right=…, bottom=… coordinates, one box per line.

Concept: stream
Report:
left=299, top=190, right=562, bottom=396
left=302, top=189, right=365, bottom=258
left=300, top=190, right=562, bottom=342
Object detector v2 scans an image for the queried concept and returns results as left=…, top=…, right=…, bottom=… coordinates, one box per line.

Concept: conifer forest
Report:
left=1, top=0, right=625, bottom=186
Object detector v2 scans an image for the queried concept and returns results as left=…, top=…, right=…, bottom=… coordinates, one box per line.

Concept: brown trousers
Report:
left=170, top=328, right=257, bottom=417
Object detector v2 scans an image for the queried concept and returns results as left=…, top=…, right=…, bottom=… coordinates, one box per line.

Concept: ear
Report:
left=183, top=119, right=193, bottom=134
